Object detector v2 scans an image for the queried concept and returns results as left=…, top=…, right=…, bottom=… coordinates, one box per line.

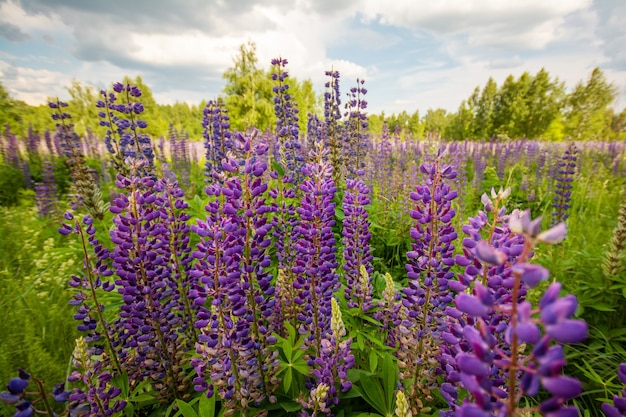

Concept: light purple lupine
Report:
left=440, top=209, right=586, bottom=416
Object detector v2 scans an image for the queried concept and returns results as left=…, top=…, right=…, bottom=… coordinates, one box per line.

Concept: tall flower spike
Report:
left=50, top=99, right=107, bottom=219
left=603, top=186, right=626, bottom=278
left=323, top=69, right=344, bottom=185
left=552, top=142, right=577, bottom=226
left=271, top=57, right=303, bottom=180
left=342, top=178, right=373, bottom=311
left=343, top=78, right=368, bottom=178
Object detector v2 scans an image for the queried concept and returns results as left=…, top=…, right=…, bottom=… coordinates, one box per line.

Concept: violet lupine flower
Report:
left=552, top=142, right=578, bottom=226
left=343, top=78, right=369, bottom=178
left=323, top=69, right=344, bottom=185
left=441, top=211, right=585, bottom=416
left=293, top=148, right=339, bottom=358
left=394, top=155, right=458, bottom=414
left=2, top=125, right=21, bottom=168
left=306, top=113, right=324, bottom=164
left=35, top=161, right=58, bottom=217
left=602, top=363, right=626, bottom=417
left=50, top=99, right=107, bottom=220
left=68, top=337, right=127, bottom=417
left=342, top=178, right=373, bottom=311
left=192, top=135, right=279, bottom=412
left=311, top=298, right=354, bottom=409
left=374, top=272, right=403, bottom=349
left=60, top=211, right=123, bottom=378
left=202, top=99, right=232, bottom=182
left=109, top=173, right=195, bottom=400
left=272, top=57, right=304, bottom=179
left=97, top=82, right=154, bottom=177
left=269, top=170, right=301, bottom=336
left=0, top=369, right=70, bottom=416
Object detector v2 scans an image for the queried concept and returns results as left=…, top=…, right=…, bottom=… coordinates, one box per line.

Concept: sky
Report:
left=1, top=0, right=626, bottom=115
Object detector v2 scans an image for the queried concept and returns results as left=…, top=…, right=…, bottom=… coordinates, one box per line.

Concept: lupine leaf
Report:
left=199, top=394, right=216, bottom=417
left=175, top=399, right=198, bottom=417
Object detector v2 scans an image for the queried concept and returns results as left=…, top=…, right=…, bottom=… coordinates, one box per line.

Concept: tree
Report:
left=222, top=41, right=274, bottom=131
left=422, top=108, right=449, bottom=138
left=564, top=67, right=617, bottom=140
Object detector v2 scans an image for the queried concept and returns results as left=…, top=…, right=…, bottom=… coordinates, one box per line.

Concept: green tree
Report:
left=522, top=68, right=565, bottom=139
left=474, top=81, right=496, bottom=139
left=67, top=80, right=99, bottom=135
left=222, top=41, right=274, bottom=131
left=422, top=108, right=449, bottom=138
left=564, top=67, right=617, bottom=140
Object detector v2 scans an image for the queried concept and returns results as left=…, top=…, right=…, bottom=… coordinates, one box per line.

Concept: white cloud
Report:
left=0, top=60, right=72, bottom=103
left=360, top=0, right=592, bottom=50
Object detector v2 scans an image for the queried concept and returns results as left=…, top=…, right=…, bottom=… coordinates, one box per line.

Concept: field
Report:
left=0, top=74, right=625, bottom=417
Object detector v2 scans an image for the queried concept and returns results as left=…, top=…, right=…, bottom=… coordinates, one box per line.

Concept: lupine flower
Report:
left=50, top=99, right=107, bottom=219
left=68, top=337, right=127, bottom=417
left=603, top=186, right=626, bottom=278
left=110, top=173, right=196, bottom=400
left=342, top=178, right=373, bottom=311
left=97, top=82, right=154, bottom=176
left=292, top=147, right=338, bottom=357
left=343, top=78, right=368, bottom=178
left=35, top=160, right=58, bottom=217
left=397, top=154, right=458, bottom=414
left=323, top=69, right=344, bottom=185
left=192, top=134, right=279, bottom=412
left=441, top=210, right=586, bottom=416
left=395, top=390, right=412, bottom=417
left=311, top=298, right=354, bottom=408
left=271, top=57, right=304, bottom=179
left=552, top=142, right=578, bottom=226
left=202, top=99, right=232, bottom=182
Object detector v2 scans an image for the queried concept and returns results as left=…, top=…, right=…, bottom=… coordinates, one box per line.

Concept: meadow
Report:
left=0, top=63, right=625, bottom=417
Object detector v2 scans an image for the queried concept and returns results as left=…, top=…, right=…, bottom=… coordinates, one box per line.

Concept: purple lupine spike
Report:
left=342, top=178, right=373, bottom=311
left=441, top=208, right=587, bottom=416
left=343, top=78, right=368, bottom=178
left=34, top=161, right=58, bottom=217
left=271, top=57, right=304, bottom=181
left=293, top=152, right=338, bottom=359
left=202, top=99, right=232, bottom=183
left=552, top=142, right=578, bottom=226
left=98, top=83, right=154, bottom=176
left=192, top=134, right=279, bottom=411
left=110, top=174, right=196, bottom=401
left=323, top=69, right=343, bottom=185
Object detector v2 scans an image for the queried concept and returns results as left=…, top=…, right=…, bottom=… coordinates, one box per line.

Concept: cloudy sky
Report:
left=1, top=0, right=625, bottom=115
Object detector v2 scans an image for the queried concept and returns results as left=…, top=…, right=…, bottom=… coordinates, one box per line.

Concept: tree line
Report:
left=372, top=67, right=625, bottom=141
left=1, top=42, right=624, bottom=141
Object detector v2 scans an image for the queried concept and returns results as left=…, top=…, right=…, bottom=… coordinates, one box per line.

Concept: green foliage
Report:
left=0, top=164, right=26, bottom=206
left=222, top=41, right=275, bottom=132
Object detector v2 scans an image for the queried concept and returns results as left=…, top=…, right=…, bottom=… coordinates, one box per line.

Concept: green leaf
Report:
left=335, top=206, right=345, bottom=220
left=176, top=399, right=199, bottom=417
left=279, top=401, right=302, bottom=412
left=272, top=160, right=285, bottom=177
left=282, top=338, right=293, bottom=362
left=199, top=394, right=216, bottom=417
left=381, top=353, right=396, bottom=410
left=359, top=374, right=388, bottom=416
left=130, top=394, right=157, bottom=403
left=283, top=367, right=293, bottom=392
left=369, top=350, right=379, bottom=373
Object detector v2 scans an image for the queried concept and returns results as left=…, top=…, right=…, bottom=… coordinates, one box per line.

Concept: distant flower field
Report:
left=0, top=62, right=625, bottom=417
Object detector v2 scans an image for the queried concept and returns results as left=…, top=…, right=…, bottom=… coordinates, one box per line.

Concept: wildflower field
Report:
left=0, top=60, right=625, bottom=417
